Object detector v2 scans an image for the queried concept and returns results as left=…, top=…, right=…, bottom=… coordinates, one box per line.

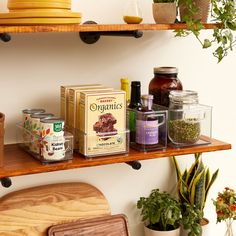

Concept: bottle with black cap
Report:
left=128, top=81, right=142, bottom=142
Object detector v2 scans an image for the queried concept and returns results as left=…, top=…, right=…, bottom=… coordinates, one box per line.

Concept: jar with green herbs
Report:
left=168, top=90, right=201, bottom=146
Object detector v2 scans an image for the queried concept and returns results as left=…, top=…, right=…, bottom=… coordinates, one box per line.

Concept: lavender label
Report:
left=135, top=120, right=159, bottom=145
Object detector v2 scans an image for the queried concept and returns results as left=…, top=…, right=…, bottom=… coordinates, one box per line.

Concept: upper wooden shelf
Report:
left=0, top=23, right=220, bottom=34
left=0, top=136, right=231, bottom=179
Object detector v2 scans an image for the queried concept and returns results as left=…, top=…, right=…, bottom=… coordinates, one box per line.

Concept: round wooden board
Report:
left=8, top=2, right=71, bottom=10
left=0, top=11, right=81, bottom=19
left=0, top=17, right=81, bottom=25
left=0, top=182, right=111, bottom=236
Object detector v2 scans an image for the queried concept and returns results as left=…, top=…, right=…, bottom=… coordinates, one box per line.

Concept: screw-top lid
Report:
left=31, top=113, right=54, bottom=119
left=22, top=109, right=45, bottom=114
left=169, top=90, right=198, bottom=104
left=131, top=81, right=141, bottom=86
left=154, top=67, right=178, bottom=74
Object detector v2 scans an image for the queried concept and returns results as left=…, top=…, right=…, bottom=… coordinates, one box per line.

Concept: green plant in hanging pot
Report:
left=175, top=0, right=236, bottom=62
left=153, top=0, right=177, bottom=24
left=172, top=153, right=219, bottom=236
left=137, top=189, right=182, bottom=235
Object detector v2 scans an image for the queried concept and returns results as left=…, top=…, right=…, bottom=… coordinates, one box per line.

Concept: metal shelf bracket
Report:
left=0, top=177, right=12, bottom=188
left=0, top=33, right=11, bottom=42
left=80, top=21, right=143, bottom=44
left=126, top=161, right=142, bottom=170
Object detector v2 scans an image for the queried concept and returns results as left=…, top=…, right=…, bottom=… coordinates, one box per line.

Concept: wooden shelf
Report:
left=0, top=136, right=231, bottom=179
left=0, top=23, right=220, bottom=34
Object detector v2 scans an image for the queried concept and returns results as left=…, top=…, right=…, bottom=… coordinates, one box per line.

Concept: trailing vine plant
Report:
left=174, top=0, right=236, bottom=62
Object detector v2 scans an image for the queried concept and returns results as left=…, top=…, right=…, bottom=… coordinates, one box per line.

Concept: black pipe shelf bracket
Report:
left=80, top=21, right=143, bottom=44
left=126, top=161, right=142, bottom=170
left=0, top=33, right=11, bottom=42
left=0, top=177, right=12, bottom=188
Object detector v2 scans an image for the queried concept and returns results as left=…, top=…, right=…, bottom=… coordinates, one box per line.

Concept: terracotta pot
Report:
left=144, top=225, right=180, bottom=236
left=152, top=3, right=177, bottom=24
left=179, top=0, right=211, bottom=23
left=0, top=112, right=5, bottom=167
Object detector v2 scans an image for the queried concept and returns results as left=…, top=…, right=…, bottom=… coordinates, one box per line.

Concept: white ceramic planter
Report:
left=144, top=225, right=180, bottom=236
left=152, top=3, right=177, bottom=24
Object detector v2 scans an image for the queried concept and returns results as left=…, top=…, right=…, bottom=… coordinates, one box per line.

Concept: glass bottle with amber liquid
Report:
left=135, top=95, right=159, bottom=150
left=128, top=81, right=142, bottom=142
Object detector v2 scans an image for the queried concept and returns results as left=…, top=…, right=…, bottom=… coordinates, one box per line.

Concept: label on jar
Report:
left=135, top=120, right=159, bottom=145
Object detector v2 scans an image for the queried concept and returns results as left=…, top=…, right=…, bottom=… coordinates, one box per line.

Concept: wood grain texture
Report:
left=0, top=183, right=110, bottom=236
left=0, top=182, right=111, bottom=236
left=48, top=214, right=130, bottom=236
left=0, top=23, right=221, bottom=34
left=0, top=137, right=231, bottom=179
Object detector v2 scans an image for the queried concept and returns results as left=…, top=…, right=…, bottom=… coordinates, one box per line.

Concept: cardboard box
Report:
left=60, top=84, right=102, bottom=124
left=67, top=86, right=113, bottom=149
left=79, top=90, right=126, bottom=156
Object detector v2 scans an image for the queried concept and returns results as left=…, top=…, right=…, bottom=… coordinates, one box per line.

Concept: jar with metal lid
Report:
left=149, top=67, right=183, bottom=107
left=168, top=90, right=201, bottom=146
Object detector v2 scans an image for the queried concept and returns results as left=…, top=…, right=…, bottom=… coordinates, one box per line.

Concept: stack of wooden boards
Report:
left=0, top=0, right=81, bottom=25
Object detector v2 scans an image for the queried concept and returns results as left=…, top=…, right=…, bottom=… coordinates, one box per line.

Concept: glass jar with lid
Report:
left=149, top=67, right=183, bottom=107
left=168, top=90, right=212, bottom=147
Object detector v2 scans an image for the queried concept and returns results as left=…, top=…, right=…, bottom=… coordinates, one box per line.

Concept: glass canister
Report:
left=168, top=90, right=212, bottom=147
left=149, top=67, right=183, bottom=107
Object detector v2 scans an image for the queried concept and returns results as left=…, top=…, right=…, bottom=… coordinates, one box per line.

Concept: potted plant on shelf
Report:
left=212, top=187, right=236, bottom=236
left=153, top=0, right=177, bottom=24
left=172, top=153, right=219, bottom=236
left=137, top=188, right=182, bottom=236
left=174, top=0, right=236, bottom=62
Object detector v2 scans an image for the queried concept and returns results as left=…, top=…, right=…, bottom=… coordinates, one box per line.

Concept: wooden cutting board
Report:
left=8, top=2, right=71, bottom=10
left=0, top=182, right=111, bottom=236
left=48, top=214, right=130, bottom=236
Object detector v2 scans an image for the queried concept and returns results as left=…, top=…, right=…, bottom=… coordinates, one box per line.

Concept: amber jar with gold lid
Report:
left=149, top=67, right=183, bottom=107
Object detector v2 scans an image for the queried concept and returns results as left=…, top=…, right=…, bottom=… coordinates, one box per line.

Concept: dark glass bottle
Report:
left=149, top=67, right=183, bottom=107
left=135, top=95, right=159, bottom=149
left=128, top=81, right=142, bottom=142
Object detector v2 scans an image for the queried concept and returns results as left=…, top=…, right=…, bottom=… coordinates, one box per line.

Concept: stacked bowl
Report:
left=0, top=0, right=81, bottom=25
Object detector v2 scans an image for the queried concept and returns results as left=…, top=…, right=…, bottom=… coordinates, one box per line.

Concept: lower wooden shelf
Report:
left=0, top=136, right=231, bottom=179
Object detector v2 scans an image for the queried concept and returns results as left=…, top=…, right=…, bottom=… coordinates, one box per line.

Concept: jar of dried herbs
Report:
left=168, top=90, right=201, bottom=146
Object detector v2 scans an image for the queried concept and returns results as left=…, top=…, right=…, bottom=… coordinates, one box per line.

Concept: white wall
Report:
left=0, top=0, right=235, bottom=235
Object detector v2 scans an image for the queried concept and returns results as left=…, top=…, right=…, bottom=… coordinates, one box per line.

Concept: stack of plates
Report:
left=0, top=0, right=81, bottom=25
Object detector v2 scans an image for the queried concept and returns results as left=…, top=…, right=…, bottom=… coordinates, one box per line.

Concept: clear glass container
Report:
left=123, top=0, right=143, bottom=24
left=127, top=104, right=168, bottom=152
left=168, top=90, right=212, bottom=147
left=16, top=123, right=73, bottom=164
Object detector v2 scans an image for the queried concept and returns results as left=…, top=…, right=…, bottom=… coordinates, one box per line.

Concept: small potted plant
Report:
left=153, top=0, right=177, bottom=24
left=212, top=187, right=236, bottom=236
left=175, top=0, right=236, bottom=62
left=172, top=153, right=219, bottom=235
left=137, top=188, right=182, bottom=236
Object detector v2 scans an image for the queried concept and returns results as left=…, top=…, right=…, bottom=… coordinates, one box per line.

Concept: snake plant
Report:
left=172, top=153, right=219, bottom=214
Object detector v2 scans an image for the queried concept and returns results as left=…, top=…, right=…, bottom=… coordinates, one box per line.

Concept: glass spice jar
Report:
left=168, top=90, right=201, bottom=146
left=149, top=67, right=183, bottom=107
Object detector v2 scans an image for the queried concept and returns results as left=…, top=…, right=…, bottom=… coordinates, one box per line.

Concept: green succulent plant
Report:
left=172, top=153, right=219, bottom=235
